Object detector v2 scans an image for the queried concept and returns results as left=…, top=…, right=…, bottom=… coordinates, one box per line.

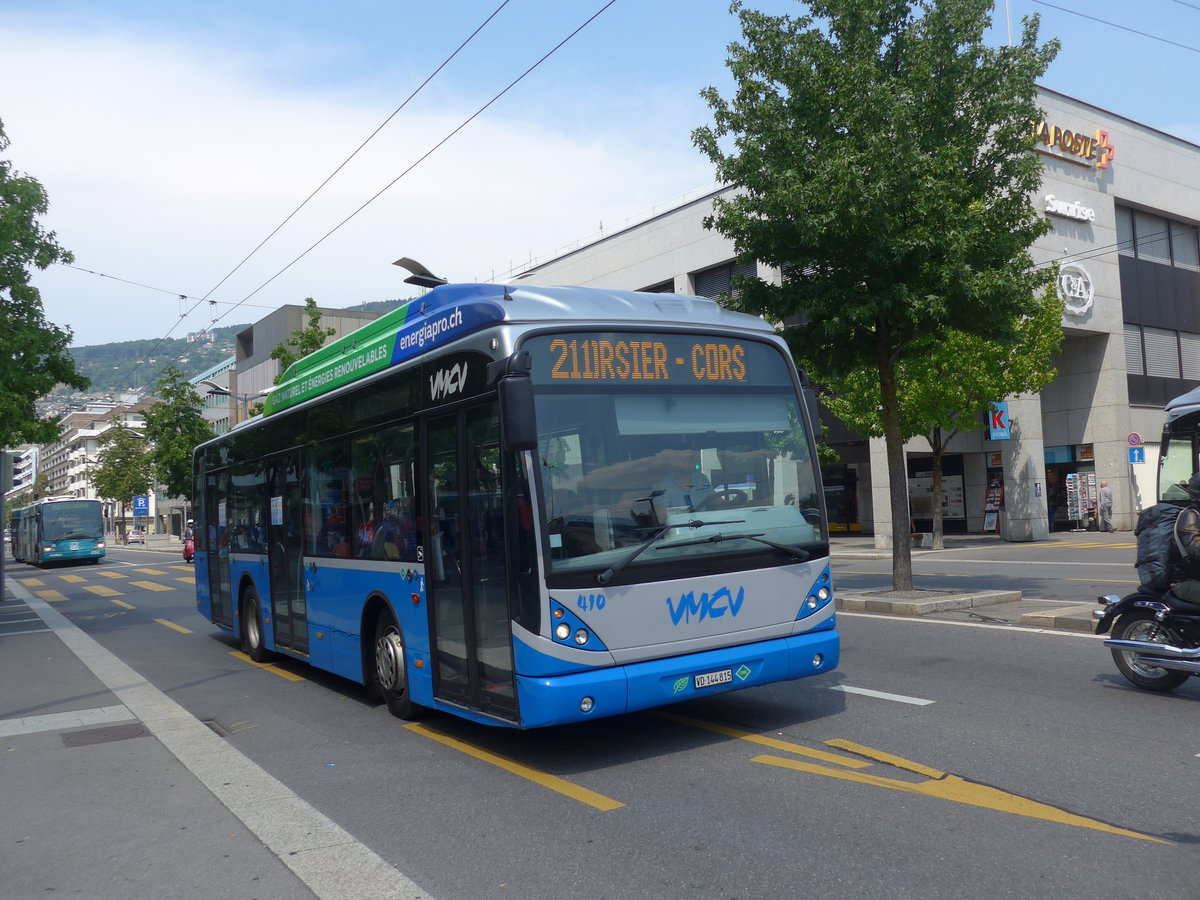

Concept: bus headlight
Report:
left=580, top=696, right=595, bottom=713
left=574, top=629, right=589, bottom=645
left=555, top=623, right=571, bottom=640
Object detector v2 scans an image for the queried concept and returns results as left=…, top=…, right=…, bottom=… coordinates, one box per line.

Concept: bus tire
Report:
left=374, top=608, right=421, bottom=720
left=241, top=587, right=271, bottom=663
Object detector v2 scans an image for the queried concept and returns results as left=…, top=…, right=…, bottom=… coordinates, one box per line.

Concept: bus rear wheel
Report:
left=241, top=587, right=271, bottom=663
left=375, top=609, right=421, bottom=720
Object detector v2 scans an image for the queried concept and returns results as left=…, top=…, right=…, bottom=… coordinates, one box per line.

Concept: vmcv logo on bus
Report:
left=430, top=362, right=469, bottom=401
left=665, top=585, right=746, bottom=626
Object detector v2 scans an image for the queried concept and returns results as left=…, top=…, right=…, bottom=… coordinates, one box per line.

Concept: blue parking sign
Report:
left=133, top=495, right=150, bottom=514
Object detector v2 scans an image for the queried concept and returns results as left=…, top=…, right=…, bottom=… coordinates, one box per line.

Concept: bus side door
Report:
left=425, top=402, right=517, bottom=720
left=267, top=451, right=308, bottom=655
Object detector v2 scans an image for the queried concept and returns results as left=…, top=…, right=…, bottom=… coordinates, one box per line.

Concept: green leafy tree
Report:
left=822, top=287, right=1064, bottom=548
left=143, top=365, right=215, bottom=501
left=694, top=0, right=1059, bottom=588
left=0, top=118, right=89, bottom=445
left=270, top=297, right=335, bottom=384
left=91, top=418, right=152, bottom=532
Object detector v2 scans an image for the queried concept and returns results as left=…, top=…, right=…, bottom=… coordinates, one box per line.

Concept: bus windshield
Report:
left=525, top=332, right=823, bottom=577
left=41, top=501, right=104, bottom=542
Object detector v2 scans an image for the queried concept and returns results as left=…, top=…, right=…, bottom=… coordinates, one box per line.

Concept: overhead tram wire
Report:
left=205, top=0, right=620, bottom=333
left=126, top=0, right=515, bottom=377
left=1030, top=0, right=1200, bottom=54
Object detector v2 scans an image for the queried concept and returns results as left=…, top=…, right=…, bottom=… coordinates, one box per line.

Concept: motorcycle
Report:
left=1094, top=589, right=1200, bottom=692
left=183, top=537, right=194, bottom=563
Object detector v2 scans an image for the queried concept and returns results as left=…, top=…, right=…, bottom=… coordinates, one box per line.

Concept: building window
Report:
left=1142, top=326, right=1181, bottom=378
left=640, top=280, right=675, bottom=294
left=1171, top=221, right=1200, bottom=271
left=1117, top=205, right=1200, bottom=269
left=1124, top=324, right=1144, bottom=375
left=1183, top=333, right=1200, bottom=381
left=692, top=260, right=758, bottom=301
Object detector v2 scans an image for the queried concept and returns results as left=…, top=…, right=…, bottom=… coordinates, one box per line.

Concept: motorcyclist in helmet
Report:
left=1169, top=473, right=1200, bottom=601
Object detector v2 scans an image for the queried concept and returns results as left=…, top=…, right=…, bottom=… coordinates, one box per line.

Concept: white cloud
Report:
left=1, top=21, right=714, bottom=346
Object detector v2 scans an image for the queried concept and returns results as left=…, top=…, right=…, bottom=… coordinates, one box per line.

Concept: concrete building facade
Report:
left=513, top=89, right=1200, bottom=543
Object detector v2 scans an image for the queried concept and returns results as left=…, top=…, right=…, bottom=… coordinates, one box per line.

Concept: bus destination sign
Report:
left=528, top=333, right=788, bottom=385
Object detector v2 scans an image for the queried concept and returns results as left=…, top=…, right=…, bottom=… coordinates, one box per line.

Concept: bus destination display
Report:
left=527, top=333, right=788, bottom=385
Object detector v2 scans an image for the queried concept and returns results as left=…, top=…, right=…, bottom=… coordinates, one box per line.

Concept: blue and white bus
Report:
left=192, top=283, right=838, bottom=728
left=10, top=497, right=106, bottom=565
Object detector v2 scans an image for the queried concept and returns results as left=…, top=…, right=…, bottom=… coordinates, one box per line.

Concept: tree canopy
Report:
left=0, top=117, right=89, bottom=445
left=694, top=0, right=1060, bottom=587
left=271, top=297, right=336, bottom=384
left=143, top=365, right=215, bottom=500
left=91, top=418, right=151, bottom=506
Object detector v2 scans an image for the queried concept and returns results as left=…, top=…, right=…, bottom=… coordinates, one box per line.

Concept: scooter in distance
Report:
left=1095, top=590, right=1200, bottom=692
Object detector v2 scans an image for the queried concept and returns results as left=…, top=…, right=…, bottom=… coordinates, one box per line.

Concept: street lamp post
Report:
left=198, top=379, right=263, bottom=428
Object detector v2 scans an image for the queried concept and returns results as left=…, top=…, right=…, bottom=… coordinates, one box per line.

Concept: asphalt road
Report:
left=6, top=541, right=1199, bottom=899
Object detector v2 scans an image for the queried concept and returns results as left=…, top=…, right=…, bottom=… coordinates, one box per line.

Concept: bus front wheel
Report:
left=241, top=587, right=271, bottom=663
left=375, top=609, right=421, bottom=720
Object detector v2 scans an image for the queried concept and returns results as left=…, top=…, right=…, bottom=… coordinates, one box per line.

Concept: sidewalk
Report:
left=829, top=530, right=1129, bottom=633
left=0, top=575, right=428, bottom=900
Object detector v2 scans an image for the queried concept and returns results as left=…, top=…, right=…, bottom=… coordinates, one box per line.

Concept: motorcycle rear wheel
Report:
left=1112, top=612, right=1191, bottom=692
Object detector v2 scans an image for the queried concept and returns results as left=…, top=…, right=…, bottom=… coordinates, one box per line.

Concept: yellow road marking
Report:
left=135, top=568, right=167, bottom=576
left=175, top=576, right=196, bottom=585
left=155, top=618, right=192, bottom=634
left=35, top=589, right=67, bottom=602
left=58, top=574, right=85, bottom=583
left=825, top=738, right=945, bottom=778
left=111, top=599, right=136, bottom=610
left=169, top=565, right=194, bottom=571
left=654, top=710, right=872, bottom=769
left=98, top=570, right=127, bottom=579
left=1066, top=578, right=1138, bottom=584
left=406, top=723, right=625, bottom=811
left=19, top=577, right=45, bottom=587
left=83, top=585, right=122, bottom=597
left=130, top=580, right=173, bottom=592
left=756, top=742, right=1168, bottom=844
left=230, top=650, right=306, bottom=682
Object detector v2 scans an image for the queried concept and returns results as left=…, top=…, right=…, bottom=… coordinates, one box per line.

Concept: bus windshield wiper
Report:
left=595, top=519, right=744, bottom=586
left=662, top=532, right=811, bottom=562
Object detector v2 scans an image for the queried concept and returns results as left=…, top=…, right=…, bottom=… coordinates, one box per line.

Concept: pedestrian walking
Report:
left=1099, top=480, right=1114, bottom=532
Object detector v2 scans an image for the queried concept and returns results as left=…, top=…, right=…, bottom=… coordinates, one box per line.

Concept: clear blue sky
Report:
left=0, top=0, right=1196, bottom=347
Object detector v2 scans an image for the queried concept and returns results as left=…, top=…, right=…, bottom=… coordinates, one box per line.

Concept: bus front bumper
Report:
left=514, top=628, right=839, bottom=728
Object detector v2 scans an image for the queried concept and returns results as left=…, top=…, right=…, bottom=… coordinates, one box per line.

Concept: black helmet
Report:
left=1188, top=473, right=1200, bottom=499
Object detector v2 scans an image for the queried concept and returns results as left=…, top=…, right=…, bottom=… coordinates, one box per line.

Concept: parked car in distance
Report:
left=126, top=529, right=146, bottom=544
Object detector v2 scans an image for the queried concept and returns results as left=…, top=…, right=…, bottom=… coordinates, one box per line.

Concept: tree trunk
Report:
left=931, top=427, right=945, bottom=551
left=877, top=326, right=913, bottom=591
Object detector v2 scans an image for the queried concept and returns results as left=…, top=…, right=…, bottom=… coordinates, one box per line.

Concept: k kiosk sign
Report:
left=988, top=402, right=1011, bottom=441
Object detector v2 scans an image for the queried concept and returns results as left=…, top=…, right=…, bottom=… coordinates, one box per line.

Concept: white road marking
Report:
left=837, top=610, right=1104, bottom=638
left=830, top=685, right=936, bottom=706
left=8, top=579, right=431, bottom=900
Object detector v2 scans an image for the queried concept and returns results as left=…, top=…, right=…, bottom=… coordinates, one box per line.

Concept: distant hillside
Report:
left=61, top=325, right=246, bottom=396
